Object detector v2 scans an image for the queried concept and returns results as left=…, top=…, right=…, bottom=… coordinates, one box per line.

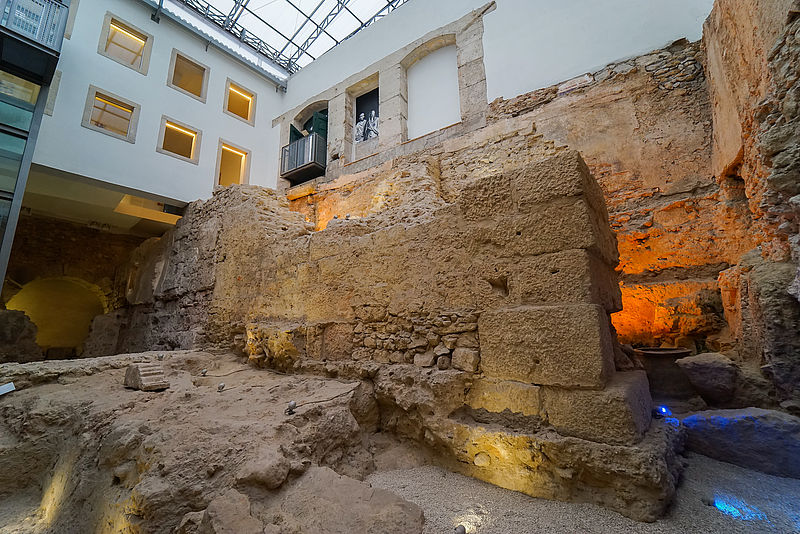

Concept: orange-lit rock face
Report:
left=490, top=40, right=759, bottom=345
left=613, top=280, right=723, bottom=345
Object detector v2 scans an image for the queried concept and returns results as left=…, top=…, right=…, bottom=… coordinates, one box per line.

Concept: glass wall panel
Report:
left=0, top=132, right=26, bottom=193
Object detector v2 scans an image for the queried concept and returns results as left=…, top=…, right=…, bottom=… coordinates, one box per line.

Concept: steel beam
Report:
left=287, top=0, right=352, bottom=69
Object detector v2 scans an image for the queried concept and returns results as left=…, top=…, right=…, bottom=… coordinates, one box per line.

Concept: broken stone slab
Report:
left=681, top=408, right=800, bottom=479
left=124, top=362, right=169, bottom=391
left=451, top=347, right=480, bottom=372
left=413, top=351, right=436, bottom=367
left=675, top=352, right=738, bottom=405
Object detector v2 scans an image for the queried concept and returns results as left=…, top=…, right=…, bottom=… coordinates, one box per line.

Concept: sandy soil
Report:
left=368, top=453, right=800, bottom=533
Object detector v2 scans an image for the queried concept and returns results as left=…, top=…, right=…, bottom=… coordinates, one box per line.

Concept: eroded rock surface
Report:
left=682, top=408, right=800, bottom=478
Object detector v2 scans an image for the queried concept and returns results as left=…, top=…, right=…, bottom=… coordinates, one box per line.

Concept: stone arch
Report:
left=400, top=34, right=456, bottom=69
left=294, top=99, right=329, bottom=130
left=6, top=277, right=108, bottom=354
left=402, top=34, right=461, bottom=140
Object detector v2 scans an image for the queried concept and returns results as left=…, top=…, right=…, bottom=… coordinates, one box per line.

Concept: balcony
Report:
left=280, top=132, right=326, bottom=186
left=0, top=0, right=70, bottom=84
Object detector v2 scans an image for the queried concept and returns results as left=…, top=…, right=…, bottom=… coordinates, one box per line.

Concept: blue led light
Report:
left=657, top=405, right=672, bottom=416
left=713, top=494, right=767, bottom=521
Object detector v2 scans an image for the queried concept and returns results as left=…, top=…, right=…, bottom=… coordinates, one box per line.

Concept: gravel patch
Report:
left=367, top=452, right=800, bottom=533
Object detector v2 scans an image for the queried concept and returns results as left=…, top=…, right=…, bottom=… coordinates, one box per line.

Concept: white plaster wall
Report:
left=34, top=0, right=285, bottom=202
left=285, top=0, right=713, bottom=112
left=406, top=45, right=461, bottom=140
left=284, top=0, right=484, bottom=111
left=481, top=0, right=716, bottom=101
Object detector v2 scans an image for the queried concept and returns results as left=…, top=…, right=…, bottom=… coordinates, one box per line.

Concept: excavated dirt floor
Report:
left=1, top=351, right=798, bottom=533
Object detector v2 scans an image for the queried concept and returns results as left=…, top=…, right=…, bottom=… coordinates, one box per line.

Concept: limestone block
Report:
left=478, top=304, right=614, bottom=388
left=682, top=408, right=800, bottom=478
left=460, top=150, right=608, bottom=218
left=542, top=371, right=653, bottom=445
left=499, top=249, right=621, bottom=312
left=467, top=198, right=619, bottom=267
left=414, top=351, right=436, bottom=367
left=466, top=378, right=542, bottom=417
left=123, top=362, right=169, bottom=391
left=458, top=58, right=487, bottom=89
left=452, top=347, right=480, bottom=372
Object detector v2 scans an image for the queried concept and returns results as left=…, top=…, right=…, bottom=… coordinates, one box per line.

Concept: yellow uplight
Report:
left=95, top=96, right=132, bottom=113
left=222, top=144, right=247, bottom=158
left=165, top=121, right=197, bottom=138
left=229, top=85, right=252, bottom=100
left=109, top=23, right=146, bottom=45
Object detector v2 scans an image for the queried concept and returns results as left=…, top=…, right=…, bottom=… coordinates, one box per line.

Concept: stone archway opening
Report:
left=6, top=277, right=108, bottom=357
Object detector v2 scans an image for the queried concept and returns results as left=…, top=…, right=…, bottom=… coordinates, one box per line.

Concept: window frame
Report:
left=167, top=49, right=211, bottom=103
left=97, top=12, right=153, bottom=75
left=156, top=115, right=202, bottom=165
left=80, top=85, right=140, bottom=143
left=223, top=78, right=257, bottom=126
left=214, top=138, right=251, bottom=188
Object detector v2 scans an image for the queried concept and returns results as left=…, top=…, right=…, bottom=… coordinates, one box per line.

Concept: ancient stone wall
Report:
left=704, top=0, right=800, bottom=401
left=291, top=39, right=755, bottom=353
left=96, top=143, right=684, bottom=520
left=488, top=40, right=758, bottom=351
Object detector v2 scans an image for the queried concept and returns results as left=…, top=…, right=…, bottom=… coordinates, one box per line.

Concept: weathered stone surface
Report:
left=439, top=418, right=684, bottom=522
left=451, top=347, right=480, bottom=372
left=542, top=371, right=653, bottom=445
left=682, top=408, right=800, bottom=478
left=199, top=489, right=262, bottom=534
left=675, top=352, right=738, bottom=404
left=466, top=378, right=542, bottom=417
left=719, top=252, right=800, bottom=400
left=235, top=446, right=290, bottom=489
left=0, top=310, right=42, bottom=364
left=478, top=304, right=614, bottom=388
left=123, top=362, right=169, bottom=391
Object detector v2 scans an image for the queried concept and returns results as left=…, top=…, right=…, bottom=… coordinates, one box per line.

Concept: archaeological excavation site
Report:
left=1, top=0, right=800, bottom=532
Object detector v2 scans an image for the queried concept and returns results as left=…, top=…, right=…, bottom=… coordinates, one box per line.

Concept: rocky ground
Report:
left=1, top=351, right=798, bottom=533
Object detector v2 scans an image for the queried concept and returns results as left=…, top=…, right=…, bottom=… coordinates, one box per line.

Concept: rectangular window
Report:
left=157, top=116, right=201, bottom=164
left=81, top=85, right=139, bottom=143
left=168, top=50, right=209, bottom=102
left=216, top=141, right=249, bottom=187
left=224, top=79, right=256, bottom=125
left=98, top=13, right=152, bottom=75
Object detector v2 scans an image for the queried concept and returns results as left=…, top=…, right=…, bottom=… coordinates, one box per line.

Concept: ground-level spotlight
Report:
left=454, top=526, right=467, bottom=534
left=653, top=405, right=672, bottom=418
left=217, top=382, right=225, bottom=392
left=285, top=400, right=297, bottom=415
